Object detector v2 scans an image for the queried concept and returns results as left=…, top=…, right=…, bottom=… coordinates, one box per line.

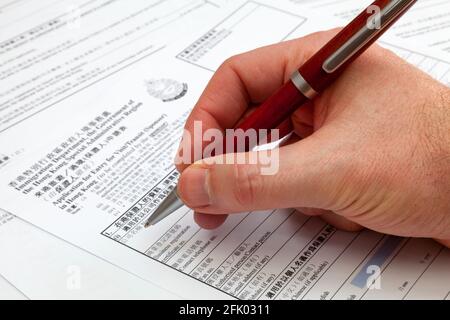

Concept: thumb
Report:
left=177, top=135, right=348, bottom=214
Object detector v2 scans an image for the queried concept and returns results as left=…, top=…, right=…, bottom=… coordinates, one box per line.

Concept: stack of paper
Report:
left=0, top=0, right=448, bottom=299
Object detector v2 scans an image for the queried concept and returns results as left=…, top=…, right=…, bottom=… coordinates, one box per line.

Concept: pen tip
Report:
left=143, top=188, right=183, bottom=228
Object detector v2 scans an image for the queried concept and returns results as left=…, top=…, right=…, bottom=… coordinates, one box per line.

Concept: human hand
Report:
left=175, top=29, right=450, bottom=247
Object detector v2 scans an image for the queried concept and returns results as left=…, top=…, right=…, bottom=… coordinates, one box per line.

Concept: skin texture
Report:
left=175, top=29, right=450, bottom=248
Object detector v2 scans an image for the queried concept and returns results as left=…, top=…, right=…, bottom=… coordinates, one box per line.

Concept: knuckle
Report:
left=324, top=151, right=378, bottom=212
left=300, top=28, right=339, bottom=44
left=231, top=164, right=261, bottom=208
left=220, top=54, right=241, bottom=70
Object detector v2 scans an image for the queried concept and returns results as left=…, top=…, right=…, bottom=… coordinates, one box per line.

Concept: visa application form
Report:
left=0, top=0, right=242, bottom=299
left=284, top=0, right=450, bottom=54
left=0, top=1, right=449, bottom=299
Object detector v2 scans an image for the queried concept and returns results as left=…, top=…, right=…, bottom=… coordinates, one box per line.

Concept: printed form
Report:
left=285, top=0, right=450, bottom=54
left=0, top=1, right=449, bottom=299
left=0, top=0, right=243, bottom=299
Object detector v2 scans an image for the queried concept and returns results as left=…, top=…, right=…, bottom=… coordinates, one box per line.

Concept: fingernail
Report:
left=179, top=167, right=210, bottom=208
left=174, top=136, right=188, bottom=166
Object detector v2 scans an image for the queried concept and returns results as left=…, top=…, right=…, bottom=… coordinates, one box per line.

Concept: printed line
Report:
left=187, top=213, right=251, bottom=276
left=360, top=238, right=410, bottom=300
left=145, top=208, right=193, bottom=256
left=216, top=210, right=295, bottom=290
left=402, top=246, right=445, bottom=300
left=0, top=45, right=166, bottom=134
left=257, top=222, right=331, bottom=300
left=101, top=169, right=176, bottom=236
left=330, top=234, right=385, bottom=300
left=301, top=231, right=363, bottom=300
left=236, top=215, right=311, bottom=298
left=205, top=210, right=277, bottom=285
left=270, top=226, right=336, bottom=300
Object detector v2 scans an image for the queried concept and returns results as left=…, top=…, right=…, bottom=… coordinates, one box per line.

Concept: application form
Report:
left=0, top=0, right=238, bottom=133
left=0, top=0, right=245, bottom=299
left=0, top=3, right=449, bottom=298
left=0, top=1, right=448, bottom=300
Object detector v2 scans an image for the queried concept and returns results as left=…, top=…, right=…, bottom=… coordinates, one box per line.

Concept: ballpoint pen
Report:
left=145, top=0, right=418, bottom=227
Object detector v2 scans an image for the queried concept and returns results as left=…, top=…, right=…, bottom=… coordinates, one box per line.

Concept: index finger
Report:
left=177, top=30, right=338, bottom=170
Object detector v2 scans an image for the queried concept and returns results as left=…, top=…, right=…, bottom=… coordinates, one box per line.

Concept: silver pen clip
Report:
left=322, top=0, right=417, bottom=74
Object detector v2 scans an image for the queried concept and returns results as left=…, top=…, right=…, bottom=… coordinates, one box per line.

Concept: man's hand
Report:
left=175, top=29, right=450, bottom=247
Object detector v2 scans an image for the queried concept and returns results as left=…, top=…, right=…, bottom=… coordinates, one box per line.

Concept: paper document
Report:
left=281, top=0, right=450, bottom=54
left=0, top=1, right=449, bottom=300
left=0, top=211, right=179, bottom=299
left=0, top=0, right=244, bottom=299
left=0, top=272, right=26, bottom=300
left=0, top=0, right=239, bottom=133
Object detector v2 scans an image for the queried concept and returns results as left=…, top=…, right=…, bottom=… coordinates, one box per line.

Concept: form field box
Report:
left=177, top=1, right=306, bottom=71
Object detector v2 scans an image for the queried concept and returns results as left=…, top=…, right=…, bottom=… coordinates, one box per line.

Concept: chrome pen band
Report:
left=290, top=70, right=318, bottom=100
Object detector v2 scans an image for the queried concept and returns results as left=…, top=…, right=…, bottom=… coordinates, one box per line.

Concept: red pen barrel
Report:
left=300, top=0, right=416, bottom=92
left=236, top=81, right=307, bottom=132
left=227, top=0, right=417, bottom=153
left=230, top=81, right=308, bottom=152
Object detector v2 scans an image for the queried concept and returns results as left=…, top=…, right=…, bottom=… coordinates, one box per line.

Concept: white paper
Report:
left=0, top=0, right=243, bottom=299
left=0, top=0, right=237, bottom=133
left=1, top=8, right=450, bottom=298
left=0, top=211, right=179, bottom=299
left=0, top=1, right=449, bottom=300
left=276, top=0, right=450, bottom=55
left=0, top=273, right=27, bottom=300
